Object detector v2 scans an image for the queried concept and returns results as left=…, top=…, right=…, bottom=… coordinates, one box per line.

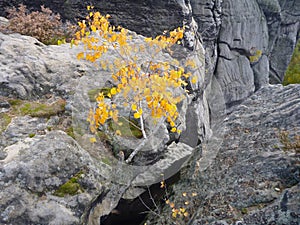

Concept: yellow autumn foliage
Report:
left=75, top=6, right=199, bottom=138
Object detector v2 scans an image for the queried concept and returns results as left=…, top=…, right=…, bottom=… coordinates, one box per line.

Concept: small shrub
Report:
left=75, top=7, right=199, bottom=163
left=2, top=4, right=76, bottom=45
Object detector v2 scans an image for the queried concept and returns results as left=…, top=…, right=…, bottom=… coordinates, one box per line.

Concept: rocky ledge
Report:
left=147, top=84, right=300, bottom=225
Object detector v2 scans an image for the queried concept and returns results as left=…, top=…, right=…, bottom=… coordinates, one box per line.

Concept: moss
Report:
left=28, top=133, right=35, bottom=138
left=283, top=40, right=300, bottom=85
left=249, top=50, right=262, bottom=63
left=7, top=99, right=22, bottom=106
left=101, top=157, right=113, bottom=166
left=54, top=171, right=84, bottom=197
left=19, top=99, right=65, bottom=118
left=0, top=113, right=12, bottom=134
left=66, top=126, right=75, bottom=139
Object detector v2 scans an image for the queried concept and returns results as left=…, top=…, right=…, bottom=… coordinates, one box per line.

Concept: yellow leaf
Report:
left=138, top=108, right=143, bottom=114
left=145, top=37, right=152, bottom=42
left=131, top=104, right=137, bottom=111
left=115, top=130, right=121, bottom=135
left=170, top=121, right=175, bottom=127
left=171, top=127, right=177, bottom=132
left=172, top=212, right=177, bottom=218
left=57, top=39, right=65, bottom=45
left=183, top=212, right=189, bottom=217
left=91, top=25, right=97, bottom=32
left=191, top=76, right=197, bottom=84
left=90, top=137, right=97, bottom=143
left=110, top=87, right=117, bottom=95
left=77, top=52, right=84, bottom=60
left=134, top=112, right=140, bottom=119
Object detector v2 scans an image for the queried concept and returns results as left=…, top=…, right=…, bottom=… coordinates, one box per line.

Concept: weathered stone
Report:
left=0, top=0, right=299, bottom=105
left=0, top=1, right=299, bottom=224
left=0, top=32, right=97, bottom=99
left=0, top=130, right=104, bottom=225
left=0, top=26, right=209, bottom=223
left=147, top=84, right=300, bottom=225
left=0, top=17, right=9, bottom=28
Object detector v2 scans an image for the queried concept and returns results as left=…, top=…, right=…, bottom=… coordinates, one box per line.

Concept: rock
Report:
left=0, top=1, right=299, bottom=224
left=0, top=130, right=104, bottom=225
left=257, top=0, right=300, bottom=84
left=0, top=27, right=210, bottom=223
left=0, top=32, right=97, bottom=99
left=0, top=17, right=9, bottom=29
left=1, top=1, right=299, bottom=106
left=146, top=84, right=300, bottom=225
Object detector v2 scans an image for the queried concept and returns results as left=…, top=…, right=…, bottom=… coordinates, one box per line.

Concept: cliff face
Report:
left=0, top=1, right=299, bottom=225
left=0, top=0, right=299, bottom=105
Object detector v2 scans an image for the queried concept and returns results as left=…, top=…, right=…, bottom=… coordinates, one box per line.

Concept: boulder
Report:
left=0, top=130, right=104, bottom=225
left=0, top=32, right=98, bottom=99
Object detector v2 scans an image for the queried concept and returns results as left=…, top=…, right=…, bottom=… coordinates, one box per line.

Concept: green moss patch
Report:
left=54, top=171, right=84, bottom=197
left=19, top=99, right=66, bottom=117
left=66, top=126, right=75, bottom=139
left=101, top=156, right=113, bottom=166
left=0, top=113, right=12, bottom=134
left=28, top=133, right=36, bottom=138
left=249, top=49, right=262, bottom=63
left=5, top=97, right=66, bottom=118
left=283, top=40, right=300, bottom=85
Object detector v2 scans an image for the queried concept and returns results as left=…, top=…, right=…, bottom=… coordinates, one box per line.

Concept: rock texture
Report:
left=0, top=1, right=299, bottom=225
left=147, top=84, right=300, bottom=225
left=0, top=32, right=94, bottom=99
left=0, top=130, right=103, bottom=225
left=0, top=26, right=209, bottom=224
left=0, top=0, right=299, bottom=106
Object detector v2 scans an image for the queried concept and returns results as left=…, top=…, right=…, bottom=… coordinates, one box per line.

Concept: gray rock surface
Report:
left=1, top=0, right=299, bottom=106
left=0, top=1, right=299, bottom=224
left=0, top=32, right=95, bottom=99
left=0, top=26, right=209, bottom=223
left=146, top=84, right=300, bottom=225
left=0, top=130, right=104, bottom=225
